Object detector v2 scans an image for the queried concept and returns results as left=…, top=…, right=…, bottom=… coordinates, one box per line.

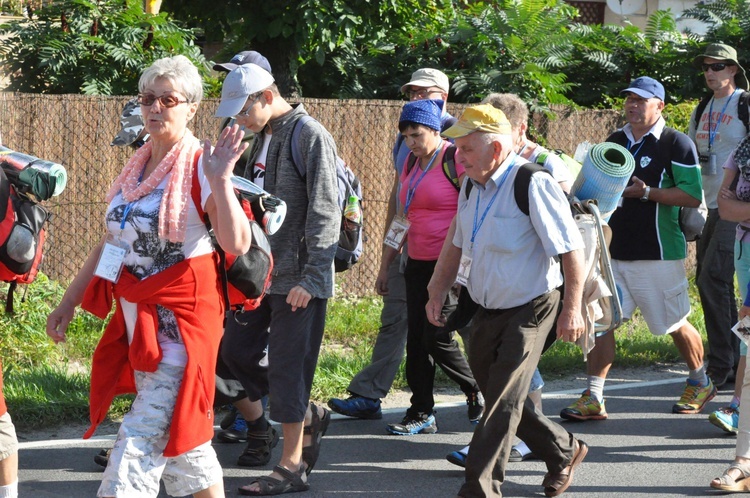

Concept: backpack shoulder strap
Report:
left=189, top=148, right=232, bottom=313
left=693, top=94, right=713, bottom=131
left=514, top=162, right=550, bottom=216
left=290, top=114, right=317, bottom=179
left=190, top=150, right=208, bottom=224
left=739, top=91, right=750, bottom=134
left=441, top=145, right=460, bottom=191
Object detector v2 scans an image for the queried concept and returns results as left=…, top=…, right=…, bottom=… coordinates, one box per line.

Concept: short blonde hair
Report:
left=139, top=55, right=203, bottom=104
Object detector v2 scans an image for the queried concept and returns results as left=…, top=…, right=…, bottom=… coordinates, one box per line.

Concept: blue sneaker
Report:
left=709, top=404, right=739, bottom=434
left=387, top=412, right=437, bottom=435
left=328, top=395, right=382, bottom=420
left=216, top=413, right=248, bottom=443
left=446, top=450, right=467, bottom=468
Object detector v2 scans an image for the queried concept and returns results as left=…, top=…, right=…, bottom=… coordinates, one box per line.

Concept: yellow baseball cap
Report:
left=442, top=104, right=512, bottom=138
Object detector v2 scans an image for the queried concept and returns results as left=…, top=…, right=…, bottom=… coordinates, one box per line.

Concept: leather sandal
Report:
left=711, top=463, right=750, bottom=491
left=237, top=424, right=280, bottom=467
left=301, top=402, right=331, bottom=475
left=542, top=438, right=588, bottom=497
left=237, top=464, right=309, bottom=496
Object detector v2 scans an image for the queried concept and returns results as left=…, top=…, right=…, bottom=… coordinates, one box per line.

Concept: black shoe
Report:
left=219, top=405, right=239, bottom=430
left=94, top=448, right=111, bottom=469
left=707, top=368, right=731, bottom=389
left=237, top=424, right=280, bottom=467
left=217, top=414, right=248, bottom=443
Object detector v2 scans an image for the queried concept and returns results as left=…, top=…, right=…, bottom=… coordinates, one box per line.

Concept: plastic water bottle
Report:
left=343, top=195, right=361, bottom=224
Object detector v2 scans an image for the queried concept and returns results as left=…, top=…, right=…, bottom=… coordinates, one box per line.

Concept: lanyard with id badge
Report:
left=93, top=172, right=144, bottom=283
left=456, top=162, right=513, bottom=287
left=701, top=89, right=741, bottom=175
left=383, top=145, right=441, bottom=251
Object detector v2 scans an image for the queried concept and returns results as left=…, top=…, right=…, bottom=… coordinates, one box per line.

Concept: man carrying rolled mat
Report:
left=560, top=76, right=713, bottom=420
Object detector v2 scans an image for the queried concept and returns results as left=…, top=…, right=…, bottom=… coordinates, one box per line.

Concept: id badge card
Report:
left=455, top=253, right=473, bottom=286
left=93, top=234, right=129, bottom=283
left=384, top=215, right=410, bottom=251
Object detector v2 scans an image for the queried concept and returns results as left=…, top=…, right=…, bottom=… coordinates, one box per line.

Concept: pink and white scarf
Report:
left=106, top=130, right=202, bottom=243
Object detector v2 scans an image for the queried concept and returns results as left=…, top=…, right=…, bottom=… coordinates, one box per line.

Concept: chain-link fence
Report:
left=0, top=93, right=624, bottom=296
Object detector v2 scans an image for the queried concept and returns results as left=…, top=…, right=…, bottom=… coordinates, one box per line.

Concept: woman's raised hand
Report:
left=202, top=124, right=249, bottom=181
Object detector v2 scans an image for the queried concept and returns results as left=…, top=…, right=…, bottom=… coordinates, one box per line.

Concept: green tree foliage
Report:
left=0, top=0, right=210, bottom=95
left=161, top=0, right=460, bottom=96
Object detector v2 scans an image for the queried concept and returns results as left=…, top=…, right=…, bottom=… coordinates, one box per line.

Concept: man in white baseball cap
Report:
left=215, top=60, right=341, bottom=495
left=399, top=67, right=450, bottom=97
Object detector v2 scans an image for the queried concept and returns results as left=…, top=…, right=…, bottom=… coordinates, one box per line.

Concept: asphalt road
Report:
left=16, top=374, right=739, bottom=497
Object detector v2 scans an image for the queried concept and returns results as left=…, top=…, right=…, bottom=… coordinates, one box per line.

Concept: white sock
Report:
left=458, top=445, right=470, bottom=456
left=587, top=375, right=606, bottom=402
left=0, top=480, right=18, bottom=498
left=513, top=440, right=531, bottom=456
left=688, top=366, right=708, bottom=386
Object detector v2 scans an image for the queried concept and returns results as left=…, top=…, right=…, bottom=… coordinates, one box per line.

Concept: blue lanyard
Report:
left=403, top=144, right=442, bottom=216
left=470, top=158, right=515, bottom=248
left=119, top=165, right=148, bottom=230
left=626, top=138, right=646, bottom=159
left=708, top=89, right=741, bottom=150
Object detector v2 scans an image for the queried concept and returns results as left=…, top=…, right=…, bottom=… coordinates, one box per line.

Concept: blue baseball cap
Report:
left=399, top=99, right=442, bottom=131
left=620, top=76, right=665, bottom=101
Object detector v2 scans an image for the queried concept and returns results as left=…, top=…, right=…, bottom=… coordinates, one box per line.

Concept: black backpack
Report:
left=693, top=91, right=750, bottom=134
left=464, top=162, right=551, bottom=214
left=0, top=164, right=51, bottom=313
left=190, top=152, right=274, bottom=314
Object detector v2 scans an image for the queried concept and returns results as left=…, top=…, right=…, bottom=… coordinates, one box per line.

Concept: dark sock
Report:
left=246, top=415, right=269, bottom=432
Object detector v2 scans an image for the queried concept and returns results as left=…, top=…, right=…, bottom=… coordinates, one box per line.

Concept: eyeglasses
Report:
left=234, top=93, right=265, bottom=118
left=137, top=94, right=188, bottom=108
left=407, top=88, right=443, bottom=99
left=702, top=62, right=734, bottom=73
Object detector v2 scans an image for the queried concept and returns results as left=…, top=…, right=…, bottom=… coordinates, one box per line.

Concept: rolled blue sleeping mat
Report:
left=571, top=142, right=635, bottom=220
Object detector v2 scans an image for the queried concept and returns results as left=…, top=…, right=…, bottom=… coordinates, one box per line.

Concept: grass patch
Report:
left=0, top=274, right=712, bottom=428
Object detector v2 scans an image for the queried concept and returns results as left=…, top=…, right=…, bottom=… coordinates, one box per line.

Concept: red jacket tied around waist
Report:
left=81, top=252, right=223, bottom=457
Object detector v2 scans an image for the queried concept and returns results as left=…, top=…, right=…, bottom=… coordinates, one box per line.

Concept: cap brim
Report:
left=400, top=78, right=442, bottom=94
left=111, top=131, right=134, bottom=147
left=441, top=123, right=476, bottom=139
left=213, top=62, right=238, bottom=72
left=215, top=96, right=246, bottom=118
left=621, top=87, right=659, bottom=100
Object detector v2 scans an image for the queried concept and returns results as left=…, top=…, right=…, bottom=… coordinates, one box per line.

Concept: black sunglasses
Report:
left=702, top=62, right=734, bottom=73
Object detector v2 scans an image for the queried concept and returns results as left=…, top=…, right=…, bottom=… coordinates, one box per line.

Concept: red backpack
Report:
left=190, top=152, right=273, bottom=313
left=0, top=166, right=49, bottom=312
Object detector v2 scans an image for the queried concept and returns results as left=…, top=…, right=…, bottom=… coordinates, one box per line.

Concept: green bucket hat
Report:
left=692, top=43, right=749, bottom=90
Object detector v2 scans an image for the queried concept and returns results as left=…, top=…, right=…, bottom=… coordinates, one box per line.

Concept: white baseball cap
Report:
left=400, top=68, right=450, bottom=94
left=215, top=63, right=275, bottom=118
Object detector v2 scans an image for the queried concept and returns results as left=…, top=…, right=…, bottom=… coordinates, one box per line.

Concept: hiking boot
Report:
left=467, top=391, right=485, bottom=424
left=328, top=394, right=382, bottom=420
left=672, top=379, right=716, bottom=414
left=216, top=413, right=248, bottom=443
left=709, top=404, right=740, bottom=434
left=387, top=412, right=438, bottom=435
left=559, top=390, right=608, bottom=421
left=237, top=424, right=280, bottom=467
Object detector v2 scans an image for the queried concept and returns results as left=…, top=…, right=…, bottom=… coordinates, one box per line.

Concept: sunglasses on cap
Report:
left=702, top=62, right=734, bottom=73
left=137, top=94, right=188, bottom=108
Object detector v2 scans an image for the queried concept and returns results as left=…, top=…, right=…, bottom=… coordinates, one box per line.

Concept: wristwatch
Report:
left=640, top=186, right=651, bottom=202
